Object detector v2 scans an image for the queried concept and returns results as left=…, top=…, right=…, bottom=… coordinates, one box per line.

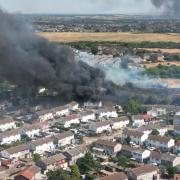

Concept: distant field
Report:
left=138, top=48, right=180, bottom=54
left=141, top=61, right=180, bottom=68
left=40, top=32, right=180, bottom=43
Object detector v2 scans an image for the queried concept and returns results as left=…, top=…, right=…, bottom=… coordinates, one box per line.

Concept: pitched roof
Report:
left=79, top=111, right=94, bottom=117
left=174, top=115, right=180, bottom=119
left=161, top=153, right=179, bottom=162
left=151, top=151, right=161, bottom=159
left=112, top=116, right=129, bottom=123
left=68, top=101, right=78, bottom=107
left=41, top=153, right=66, bottom=165
left=52, top=106, right=69, bottom=113
left=123, top=129, right=144, bottom=138
left=98, top=107, right=116, bottom=113
left=143, top=114, right=153, bottom=120
left=36, top=109, right=52, bottom=116
left=176, top=140, right=180, bottom=146
left=122, top=145, right=146, bottom=154
left=63, top=114, right=79, bottom=121
left=100, top=172, right=127, bottom=180
left=64, top=147, right=83, bottom=158
left=96, top=139, right=118, bottom=148
left=0, top=118, right=14, bottom=126
left=131, top=165, right=158, bottom=176
left=22, top=121, right=48, bottom=131
left=148, top=135, right=173, bottom=143
left=132, top=115, right=144, bottom=120
left=95, top=121, right=111, bottom=128
left=16, top=166, right=39, bottom=180
left=4, top=144, right=29, bottom=154
left=31, top=137, right=53, bottom=146
left=0, top=128, right=20, bottom=138
left=53, top=131, right=74, bottom=140
left=174, top=125, right=180, bottom=130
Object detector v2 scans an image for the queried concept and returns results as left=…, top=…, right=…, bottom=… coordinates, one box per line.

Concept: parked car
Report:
left=147, top=147, right=156, bottom=151
left=16, top=163, right=25, bottom=168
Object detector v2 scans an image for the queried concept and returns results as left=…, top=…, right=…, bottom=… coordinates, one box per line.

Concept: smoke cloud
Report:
left=0, top=9, right=116, bottom=101
left=77, top=52, right=167, bottom=89
left=151, top=0, right=180, bottom=18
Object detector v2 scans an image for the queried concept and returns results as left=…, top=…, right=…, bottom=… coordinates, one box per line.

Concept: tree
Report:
left=71, top=164, right=80, bottom=178
left=91, top=46, right=98, bottom=55
left=47, top=169, right=71, bottom=180
left=151, top=129, right=159, bottom=136
left=124, top=99, right=146, bottom=115
left=32, top=153, right=41, bottom=163
left=21, top=134, right=31, bottom=143
left=77, top=153, right=101, bottom=174
left=85, top=174, right=95, bottom=180
left=125, top=136, right=131, bottom=145
left=166, top=166, right=177, bottom=178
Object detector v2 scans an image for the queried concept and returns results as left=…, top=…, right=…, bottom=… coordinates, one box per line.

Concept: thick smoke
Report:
left=0, top=9, right=114, bottom=101
left=151, top=0, right=180, bottom=18
left=77, top=52, right=167, bottom=89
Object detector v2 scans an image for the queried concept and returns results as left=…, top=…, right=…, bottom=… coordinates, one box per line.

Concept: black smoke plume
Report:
left=0, top=9, right=114, bottom=101
left=151, top=0, right=180, bottom=18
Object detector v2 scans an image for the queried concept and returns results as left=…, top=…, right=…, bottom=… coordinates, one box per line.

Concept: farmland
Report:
left=40, top=32, right=180, bottom=43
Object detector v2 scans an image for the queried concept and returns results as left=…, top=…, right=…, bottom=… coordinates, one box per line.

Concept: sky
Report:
left=0, top=0, right=159, bottom=15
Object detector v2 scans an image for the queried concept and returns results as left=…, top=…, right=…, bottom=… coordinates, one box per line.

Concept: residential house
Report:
left=36, top=153, right=67, bottom=174
left=68, top=101, right=79, bottom=111
left=84, top=101, right=102, bottom=109
left=131, top=115, right=145, bottom=127
left=63, top=146, right=86, bottom=166
left=128, top=165, right=159, bottom=180
left=174, top=174, right=180, bottom=180
left=0, top=118, right=16, bottom=132
left=174, top=125, right=180, bottom=135
left=147, top=53, right=164, bottom=62
left=28, top=137, right=55, bottom=155
left=79, top=111, right=96, bottom=123
left=111, top=116, right=129, bottom=130
left=145, top=135, right=175, bottom=152
left=143, top=114, right=155, bottom=125
left=14, top=166, right=40, bottom=180
left=174, top=115, right=180, bottom=125
left=36, top=109, right=53, bottom=122
left=52, top=106, right=69, bottom=118
left=89, top=121, right=111, bottom=134
left=149, top=151, right=162, bottom=165
left=94, top=139, right=122, bottom=156
left=147, top=105, right=167, bottom=117
left=100, top=172, right=128, bottom=180
left=174, top=141, right=180, bottom=154
left=53, top=131, right=74, bottom=147
left=150, top=152, right=180, bottom=167
left=161, top=154, right=180, bottom=167
left=122, top=130, right=148, bottom=145
left=97, top=108, right=118, bottom=119
left=59, top=114, right=80, bottom=128
left=20, top=122, right=42, bottom=138
left=0, top=144, right=30, bottom=162
left=138, top=124, right=168, bottom=136
left=0, top=128, right=21, bottom=145
left=121, top=145, right=150, bottom=163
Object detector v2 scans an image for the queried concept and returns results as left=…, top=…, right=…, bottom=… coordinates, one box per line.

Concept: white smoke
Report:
left=75, top=51, right=167, bottom=89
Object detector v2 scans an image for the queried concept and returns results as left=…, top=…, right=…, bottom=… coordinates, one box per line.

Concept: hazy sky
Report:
left=0, top=0, right=159, bottom=14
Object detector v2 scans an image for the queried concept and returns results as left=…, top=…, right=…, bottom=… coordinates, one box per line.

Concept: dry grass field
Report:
left=141, top=61, right=180, bottom=68
left=40, top=32, right=180, bottom=43
left=138, top=48, right=180, bottom=54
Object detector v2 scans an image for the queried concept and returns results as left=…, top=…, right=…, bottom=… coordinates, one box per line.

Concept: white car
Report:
left=147, top=147, right=156, bottom=151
